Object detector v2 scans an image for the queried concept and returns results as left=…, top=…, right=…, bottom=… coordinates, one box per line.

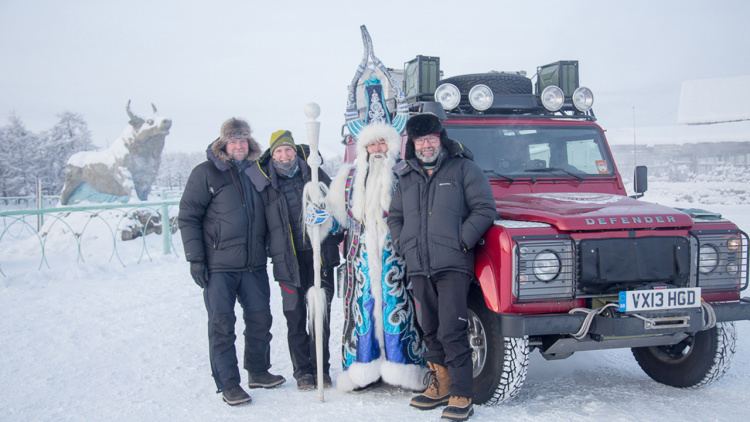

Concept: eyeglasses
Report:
left=414, top=135, right=440, bottom=146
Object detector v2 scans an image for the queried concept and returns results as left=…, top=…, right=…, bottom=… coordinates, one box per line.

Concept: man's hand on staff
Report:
left=305, top=203, right=330, bottom=226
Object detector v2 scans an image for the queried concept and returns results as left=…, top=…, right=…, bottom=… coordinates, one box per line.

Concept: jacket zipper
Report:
left=421, top=170, right=431, bottom=278
left=229, top=164, right=252, bottom=268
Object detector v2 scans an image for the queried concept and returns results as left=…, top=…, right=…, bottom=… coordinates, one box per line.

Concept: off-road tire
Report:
left=632, top=322, right=736, bottom=388
left=468, top=288, right=529, bottom=405
left=439, top=73, right=533, bottom=95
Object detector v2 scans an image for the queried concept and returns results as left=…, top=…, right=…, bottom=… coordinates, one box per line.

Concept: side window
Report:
left=527, top=143, right=550, bottom=168
left=567, top=139, right=605, bottom=173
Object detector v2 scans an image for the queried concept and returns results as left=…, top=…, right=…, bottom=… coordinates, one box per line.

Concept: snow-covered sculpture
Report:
left=60, top=101, right=172, bottom=205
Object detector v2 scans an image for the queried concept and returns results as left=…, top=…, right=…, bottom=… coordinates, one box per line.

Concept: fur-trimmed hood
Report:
left=206, top=136, right=262, bottom=171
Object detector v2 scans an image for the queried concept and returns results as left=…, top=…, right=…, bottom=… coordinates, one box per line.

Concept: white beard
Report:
left=361, top=155, right=392, bottom=254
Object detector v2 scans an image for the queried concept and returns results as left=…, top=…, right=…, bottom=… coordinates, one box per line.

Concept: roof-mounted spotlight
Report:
left=541, top=85, right=564, bottom=112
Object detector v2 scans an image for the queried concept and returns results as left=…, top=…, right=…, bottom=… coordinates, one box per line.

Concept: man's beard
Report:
left=229, top=150, right=248, bottom=161
left=369, top=152, right=386, bottom=161
left=415, top=145, right=440, bottom=163
left=273, top=158, right=299, bottom=177
left=366, top=153, right=389, bottom=198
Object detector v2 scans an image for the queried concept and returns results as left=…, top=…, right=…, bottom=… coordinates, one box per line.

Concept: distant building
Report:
left=607, top=75, right=750, bottom=183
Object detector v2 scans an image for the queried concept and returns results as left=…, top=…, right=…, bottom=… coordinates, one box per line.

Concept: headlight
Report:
left=532, top=251, right=561, bottom=281
left=693, top=232, right=748, bottom=292
left=541, top=85, right=564, bottom=112
left=434, top=83, right=460, bottom=110
left=468, top=84, right=494, bottom=111
left=727, top=237, right=741, bottom=252
left=572, top=86, right=594, bottom=111
left=699, top=244, right=719, bottom=274
left=514, top=239, right=574, bottom=301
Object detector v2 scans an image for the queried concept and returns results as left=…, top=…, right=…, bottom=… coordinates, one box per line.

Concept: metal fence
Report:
left=0, top=195, right=61, bottom=211
left=0, top=200, right=180, bottom=277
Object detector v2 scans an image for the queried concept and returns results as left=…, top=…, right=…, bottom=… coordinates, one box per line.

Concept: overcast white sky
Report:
left=1, top=0, right=748, bottom=156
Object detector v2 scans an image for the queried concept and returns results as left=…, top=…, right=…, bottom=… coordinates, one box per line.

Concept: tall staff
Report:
left=302, top=102, right=326, bottom=401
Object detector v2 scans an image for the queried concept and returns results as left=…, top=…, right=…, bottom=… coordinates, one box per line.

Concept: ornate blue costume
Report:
left=328, top=124, right=427, bottom=392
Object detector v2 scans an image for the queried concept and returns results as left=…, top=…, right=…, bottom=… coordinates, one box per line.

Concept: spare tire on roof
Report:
left=440, top=72, right=533, bottom=95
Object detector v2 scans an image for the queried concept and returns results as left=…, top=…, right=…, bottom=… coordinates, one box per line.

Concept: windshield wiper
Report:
left=483, top=170, right=515, bottom=182
left=524, top=167, right=584, bottom=181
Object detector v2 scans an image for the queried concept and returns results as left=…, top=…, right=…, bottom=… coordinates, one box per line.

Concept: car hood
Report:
left=496, top=192, right=693, bottom=231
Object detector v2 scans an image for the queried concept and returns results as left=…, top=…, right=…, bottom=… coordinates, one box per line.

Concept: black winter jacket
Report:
left=388, top=136, right=496, bottom=277
left=247, top=144, right=342, bottom=287
left=178, top=139, right=267, bottom=272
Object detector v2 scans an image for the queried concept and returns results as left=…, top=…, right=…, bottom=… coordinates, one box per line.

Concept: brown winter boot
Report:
left=409, top=362, right=451, bottom=410
left=441, top=396, right=474, bottom=421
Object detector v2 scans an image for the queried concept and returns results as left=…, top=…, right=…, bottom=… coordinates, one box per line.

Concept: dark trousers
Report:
left=203, top=269, right=272, bottom=391
left=411, top=270, right=473, bottom=398
left=279, top=251, right=334, bottom=380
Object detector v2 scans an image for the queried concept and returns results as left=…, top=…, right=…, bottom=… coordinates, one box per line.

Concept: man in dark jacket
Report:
left=247, top=130, right=341, bottom=391
left=388, top=113, right=496, bottom=421
left=178, top=118, right=285, bottom=406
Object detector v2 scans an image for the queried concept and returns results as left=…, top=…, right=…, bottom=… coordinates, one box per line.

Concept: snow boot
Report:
left=409, top=362, right=451, bottom=410
left=441, top=396, right=473, bottom=421
left=247, top=370, right=286, bottom=389
left=296, top=373, right=316, bottom=391
left=222, top=385, right=252, bottom=406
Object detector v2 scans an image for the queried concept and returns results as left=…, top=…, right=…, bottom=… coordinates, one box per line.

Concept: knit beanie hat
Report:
left=269, top=130, right=296, bottom=154
left=220, top=118, right=251, bottom=142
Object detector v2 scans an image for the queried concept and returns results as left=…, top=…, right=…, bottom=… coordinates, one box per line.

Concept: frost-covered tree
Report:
left=321, top=153, right=344, bottom=179
left=156, top=151, right=204, bottom=191
left=40, top=112, right=94, bottom=194
left=0, top=115, right=40, bottom=196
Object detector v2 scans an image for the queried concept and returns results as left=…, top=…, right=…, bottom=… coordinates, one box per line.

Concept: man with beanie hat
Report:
left=178, top=117, right=285, bottom=406
left=388, top=113, right=496, bottom=421
left=247, top=130, right=342, bottom=391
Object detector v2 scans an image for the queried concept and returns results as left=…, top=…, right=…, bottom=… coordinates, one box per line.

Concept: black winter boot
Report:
left=441, top=396, right=473, bottom=421
left=296, top=373, right=316, bottom=391
left=315, top=373, right=332, bottom=388
left=222, top=385, right=252, bottom=406
left=247, top=371, right=286, bottom=389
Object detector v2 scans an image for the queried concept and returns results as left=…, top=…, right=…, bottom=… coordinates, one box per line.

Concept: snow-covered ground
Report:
left=1, top=183, right=749, bottom=421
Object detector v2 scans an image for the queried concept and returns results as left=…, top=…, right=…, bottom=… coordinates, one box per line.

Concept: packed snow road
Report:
left=1, top=203, right=748, bottom=421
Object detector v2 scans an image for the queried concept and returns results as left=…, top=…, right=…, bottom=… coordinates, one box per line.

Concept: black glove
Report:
left=190, top=262, right=209, bottom=288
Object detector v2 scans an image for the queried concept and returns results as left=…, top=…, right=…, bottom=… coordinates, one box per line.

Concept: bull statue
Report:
left=60, top=100, right=172, bottom=205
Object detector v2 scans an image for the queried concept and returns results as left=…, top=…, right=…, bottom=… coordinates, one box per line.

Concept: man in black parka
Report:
left=247, top=130, right=341, bottom=390
left=388, top=113, right=496, bottom=421
left=178, top=118, right=285, bottom=406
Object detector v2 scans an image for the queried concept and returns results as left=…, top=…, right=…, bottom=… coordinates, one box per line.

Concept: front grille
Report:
left=576, top=237, right=690, bottom=295
left=514, top=237, right=575, bottom=301
left=691, top=230, right=749, bottom=292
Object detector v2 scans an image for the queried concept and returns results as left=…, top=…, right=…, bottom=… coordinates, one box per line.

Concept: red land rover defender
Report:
left=343, top=56, right=750, bottom=405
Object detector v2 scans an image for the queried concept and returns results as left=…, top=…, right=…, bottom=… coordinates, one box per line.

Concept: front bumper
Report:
left=497, top=298, right=750, bottom=338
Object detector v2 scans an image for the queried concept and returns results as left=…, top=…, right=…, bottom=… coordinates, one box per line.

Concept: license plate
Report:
left=618, top=287, right=701, bottom=312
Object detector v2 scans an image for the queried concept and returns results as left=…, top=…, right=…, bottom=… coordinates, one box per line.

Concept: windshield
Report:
left=445, top=125, right=615, bottom=179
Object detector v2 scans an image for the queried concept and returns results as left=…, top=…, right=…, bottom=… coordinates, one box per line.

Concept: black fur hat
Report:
left=405, top=113, right=443, bottom=141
